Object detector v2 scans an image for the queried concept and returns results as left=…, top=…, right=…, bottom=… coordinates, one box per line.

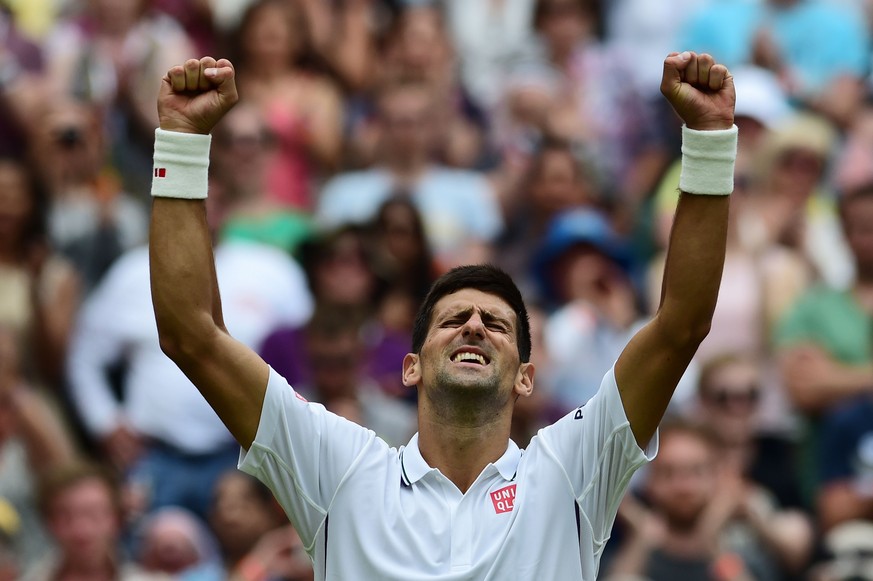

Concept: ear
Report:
left=402, top=353, right=421, bottom=388
left=513, top=362, right=535, bottom=398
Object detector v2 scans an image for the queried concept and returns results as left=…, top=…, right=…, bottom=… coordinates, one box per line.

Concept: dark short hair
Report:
left=411, top=265, right=531, bottom=362
left=37, top=462, right=122, bottom=520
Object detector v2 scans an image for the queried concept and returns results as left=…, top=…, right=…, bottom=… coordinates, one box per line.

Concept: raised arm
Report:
left=615, top=52, right=736, bottom=447
left=150, top=57, right=268, bottom=449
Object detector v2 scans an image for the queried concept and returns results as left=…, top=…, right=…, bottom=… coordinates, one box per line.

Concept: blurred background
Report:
left=1, top=0, right=873, bottom=579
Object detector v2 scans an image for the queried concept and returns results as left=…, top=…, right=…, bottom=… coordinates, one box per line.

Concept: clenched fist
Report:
left=157, top=57, right=239, bottom=135
left=660, top=51, right=735, bottom=132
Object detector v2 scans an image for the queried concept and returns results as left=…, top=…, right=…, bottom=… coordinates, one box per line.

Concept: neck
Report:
left=57, top=554, right=116, bottom=581
left=416, top=395, right=512, bottom=493
left=385, top=157, right=428, bottom=182
left=660, top=527, right=714, bottom=560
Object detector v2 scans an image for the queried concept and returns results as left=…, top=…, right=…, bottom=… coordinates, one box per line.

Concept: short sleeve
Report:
left=239, top=368, right=381, bottom=548
left=536, top=368, right=656, bottom=540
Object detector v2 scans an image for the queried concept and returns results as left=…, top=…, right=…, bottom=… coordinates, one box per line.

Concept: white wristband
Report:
left=151, top=128, right=212, bottom=199
left=679, top=124, right=738, bottom=196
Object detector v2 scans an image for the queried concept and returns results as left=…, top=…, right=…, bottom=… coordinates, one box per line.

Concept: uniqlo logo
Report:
left=154, top=168, right=167, bottom=178
left=490, top=484, right=516, bottom=514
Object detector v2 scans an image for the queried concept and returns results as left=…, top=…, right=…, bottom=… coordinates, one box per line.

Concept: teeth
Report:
left=452, top=352, right=486, bottom=365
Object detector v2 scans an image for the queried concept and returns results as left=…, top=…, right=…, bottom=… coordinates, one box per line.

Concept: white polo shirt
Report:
left=239, top=367, right=656, bottom=580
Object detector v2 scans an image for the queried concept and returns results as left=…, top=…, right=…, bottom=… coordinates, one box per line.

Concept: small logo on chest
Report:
left=490, top=484, right=517, bottom=514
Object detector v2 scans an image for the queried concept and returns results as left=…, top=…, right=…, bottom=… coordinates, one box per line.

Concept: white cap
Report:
left=732, top=66, right=792, bottom=128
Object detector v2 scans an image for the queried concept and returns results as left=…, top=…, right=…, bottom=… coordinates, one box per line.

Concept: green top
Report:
left=773, top=284, right=871, bottom=507
left=774, top=284, right=871, bottom=365
left=220, top=211, right=314, bottom=257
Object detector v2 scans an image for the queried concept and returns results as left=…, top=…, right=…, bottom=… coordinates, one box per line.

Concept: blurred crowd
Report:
left=0, top=0, right=873, bottom=579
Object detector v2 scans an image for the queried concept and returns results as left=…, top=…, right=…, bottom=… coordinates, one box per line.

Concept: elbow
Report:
left=156, top=315, right=222, bottom=365
left=655, top=312, right=712, bottom=351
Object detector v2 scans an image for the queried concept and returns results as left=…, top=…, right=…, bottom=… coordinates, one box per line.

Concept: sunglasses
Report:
left=704, top=385, right=761, bottom=407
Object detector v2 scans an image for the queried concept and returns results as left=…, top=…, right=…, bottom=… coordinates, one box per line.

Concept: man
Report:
left=775, top=185, right=873, bottom=505
left=149, top=50, right=735, bottom=579
left=67, top=239, right=312, bottom=519
left=316, top=81, right=502, bottom=268
left=22, top=463, right=166, bottom=581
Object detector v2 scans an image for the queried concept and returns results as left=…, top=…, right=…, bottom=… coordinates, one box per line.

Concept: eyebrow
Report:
left=438, top=306, right=514, bottom=330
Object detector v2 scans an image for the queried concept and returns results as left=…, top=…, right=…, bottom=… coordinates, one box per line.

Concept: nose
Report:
left=461, top=313, right=485, bottom=339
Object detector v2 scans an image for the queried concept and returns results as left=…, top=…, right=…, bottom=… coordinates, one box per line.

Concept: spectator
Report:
left=0, top=157, right=79, bottom=391
left=679, top=0, right=869, bottom=126
left=209, top=102, right=313, bottom=256
left=775, top=185, right=873, bottom=504
left=533, top=208, right=647, bottom=408
left=442, top=0, right=537, bottom=111
left=373, top=4, right=488, bottom=170
left=695, top=354, right=807, bottom=511
left=817, top=390, right=873, bottom=532
left=66, top=241, right=312, bottom=520
left=746, top=113, right=850, bottom=289
left=0, top=327, right=77, bottom=571
left=317, top=81, right=503, bottom=268
left=135, top=507, right=221, bottom=578
left=531, top=0, right=667, bottom=203
left=43, top=0, right=197, bottom=197
left=23, top=462, right=168, bottom=581
left=208, top=471, right=313, bottom=581
left=260, top=225, right=411, bottom=400
left=369, top=196, right=435, bottom=335
left=231, top=0, right=344, bottom=209
left=299, top=306, right=416, bottom=446
left=497, top=138, right=599, bottom=298
left=607, top=421, right=809, bottom=581
left=0, top=4, right=45, bottom=158
left=29, top=98, right=148, bottom=293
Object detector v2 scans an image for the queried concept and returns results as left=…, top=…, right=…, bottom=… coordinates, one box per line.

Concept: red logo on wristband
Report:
left=154, top=168, right=167, bottom=178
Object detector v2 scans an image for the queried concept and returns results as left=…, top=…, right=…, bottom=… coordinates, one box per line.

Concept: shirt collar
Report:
left=400, top=433, right=522, bottom=486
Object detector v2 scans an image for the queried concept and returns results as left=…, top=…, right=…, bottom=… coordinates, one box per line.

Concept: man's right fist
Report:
left=157, top=57, right=239, bottom=135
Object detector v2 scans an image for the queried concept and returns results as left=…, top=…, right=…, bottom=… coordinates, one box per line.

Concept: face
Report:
left=213, top=106, right=273, bottom=193
left=243, top=2, right=303, bottom=67
left=531, top=149, right=588, bottom=215
left=390, top=7, right=451, bottom=82
left=210, top=472, right=278, bottom=556
left=377, top=202, right=425, bottom=268
left=0, top=163, right=31, bottom=247
left=842, top=195, right=873, bottom=275
left=404, top=289, right=533, bottom=414
left=538, top=0, right=590, bottom=55
left=90, top=0, right=144, bottom=33
left=139, top=515, right=202, bottom=574
left=378, top=88, right=436, bottom=162
left=46, top=478, right=120, bottom=567
left=646, top=431, right=716, bottom=530
left=308, top=330, right=362, bottom=399
left=770, top=147, right=825, bottom=199
left=699, top=360, right=761, bottom=445
left=37, top=103, right=103, bottom=188
left=313, top=233, right=376, bottom=307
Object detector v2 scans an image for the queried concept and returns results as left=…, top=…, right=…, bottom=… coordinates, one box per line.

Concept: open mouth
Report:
left=450, top=350, right=490, bottom=365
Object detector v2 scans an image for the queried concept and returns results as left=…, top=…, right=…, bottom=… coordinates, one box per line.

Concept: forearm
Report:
left=606, top=535, right=656, bottom=578
left=782, top=356, right=873, bottom=413
left=330, top=2, right=375, bottom=91
left=149, top=197, right=225, bottom=355
left=28, top=268, right=78, bottom=386
left=745, top=508, right=813, bottom=572
left=818, top=482, right=873, bottom=532
left=656, top=192, right=729, bottom=342
left=13, top=386, right=77, bottom=475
